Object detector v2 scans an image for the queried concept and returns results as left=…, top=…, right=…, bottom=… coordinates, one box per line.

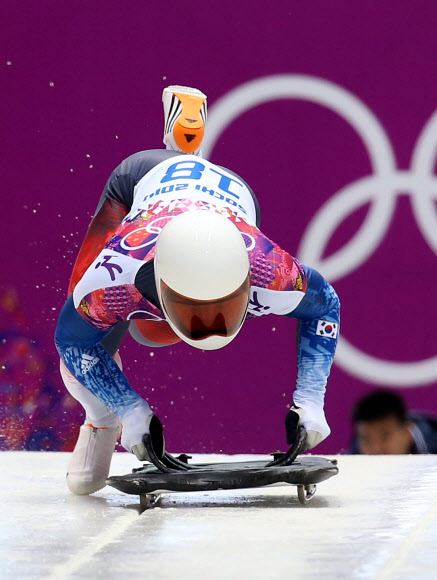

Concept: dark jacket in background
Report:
left=348, top=412, right=437, bottom=454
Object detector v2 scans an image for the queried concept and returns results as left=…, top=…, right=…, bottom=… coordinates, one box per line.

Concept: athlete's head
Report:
left=154, top=210, right=250, bottom=350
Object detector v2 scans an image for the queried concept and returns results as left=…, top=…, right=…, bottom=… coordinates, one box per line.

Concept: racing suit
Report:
left=55, top=150, right=340, bottom=454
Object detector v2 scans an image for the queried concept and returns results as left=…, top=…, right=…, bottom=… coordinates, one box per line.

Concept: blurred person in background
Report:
left=348, top=388, right=437, bottom=454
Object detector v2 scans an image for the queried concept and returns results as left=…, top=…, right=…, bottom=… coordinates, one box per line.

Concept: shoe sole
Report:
left=163, top=89, right=207, bottom=154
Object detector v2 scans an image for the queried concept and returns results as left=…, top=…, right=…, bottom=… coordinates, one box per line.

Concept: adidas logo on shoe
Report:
left=81, top=353, right=100, bottom=374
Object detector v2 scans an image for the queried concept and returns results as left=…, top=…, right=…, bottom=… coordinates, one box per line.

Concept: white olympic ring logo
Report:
left=242, top=232, right=256, bottom=251
left=202, top=75, right=437, bottom=387
left=120, top=216, right=173, bottom=251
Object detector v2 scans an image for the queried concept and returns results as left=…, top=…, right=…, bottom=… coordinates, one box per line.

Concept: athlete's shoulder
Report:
left=248, top=230, right=306, bottom=290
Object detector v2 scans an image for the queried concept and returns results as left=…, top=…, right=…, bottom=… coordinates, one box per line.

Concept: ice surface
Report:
left=2, top=452, right=437, bottom=579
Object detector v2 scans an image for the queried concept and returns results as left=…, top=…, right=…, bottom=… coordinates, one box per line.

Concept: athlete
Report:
left=55, top=85, right=340, bottom=494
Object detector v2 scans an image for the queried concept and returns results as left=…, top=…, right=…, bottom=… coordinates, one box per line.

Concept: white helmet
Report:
left=154, top=210, right=250, bottom=350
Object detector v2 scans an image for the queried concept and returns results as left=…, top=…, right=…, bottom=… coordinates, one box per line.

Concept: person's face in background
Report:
left=356, top=415, right=413, bottom=454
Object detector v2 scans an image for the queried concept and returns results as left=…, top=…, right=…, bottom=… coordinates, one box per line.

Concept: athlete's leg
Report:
left=61, top=356, right=122, bottom=495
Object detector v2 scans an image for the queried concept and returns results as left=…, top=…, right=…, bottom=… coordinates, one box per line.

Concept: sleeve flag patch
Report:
left=316, top=320, right=338, bottom=339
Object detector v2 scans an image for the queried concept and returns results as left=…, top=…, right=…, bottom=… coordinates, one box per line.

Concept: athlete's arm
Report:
left=55, top=296, right=144, bottom=416
left=285, top=264, right=340, bottom=405
left=283, top=264, right=340, bottom=449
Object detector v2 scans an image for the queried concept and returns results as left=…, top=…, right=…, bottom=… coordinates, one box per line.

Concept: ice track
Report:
left=2, top=452, right=437, bottom=579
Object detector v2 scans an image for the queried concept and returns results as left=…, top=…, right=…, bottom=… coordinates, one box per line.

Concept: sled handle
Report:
left=265, top=427, right=307, bottom=467
left=143, top=435, right=192, bottom=472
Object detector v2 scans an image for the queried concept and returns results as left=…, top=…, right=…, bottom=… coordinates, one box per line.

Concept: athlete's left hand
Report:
left=285, top=400, right=331, bottom=451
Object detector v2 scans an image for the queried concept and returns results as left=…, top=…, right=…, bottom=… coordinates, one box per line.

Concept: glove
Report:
left=285, top=400, right=331, bottom=451
left=121, top=402, right=165, bottom=461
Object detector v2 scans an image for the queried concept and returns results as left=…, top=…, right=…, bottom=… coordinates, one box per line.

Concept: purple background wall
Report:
left=2, top=1, right=437, bottom=454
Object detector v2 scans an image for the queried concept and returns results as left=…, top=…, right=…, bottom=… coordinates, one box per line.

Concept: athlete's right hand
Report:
left=121, top=402, right=165, bottom=461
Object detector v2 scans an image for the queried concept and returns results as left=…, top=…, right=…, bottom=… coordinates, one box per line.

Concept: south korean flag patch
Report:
left=316, top=320, right=338, bottom=339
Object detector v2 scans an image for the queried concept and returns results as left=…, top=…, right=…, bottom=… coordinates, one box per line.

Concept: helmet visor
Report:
left=160, top=275, right=250, bottom=341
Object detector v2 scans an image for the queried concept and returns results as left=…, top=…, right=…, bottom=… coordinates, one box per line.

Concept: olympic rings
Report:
left=203, top=75, right=437, bottom=386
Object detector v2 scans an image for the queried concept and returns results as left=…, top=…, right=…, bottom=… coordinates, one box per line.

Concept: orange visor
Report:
left=160, top=275, right=250, bottom=341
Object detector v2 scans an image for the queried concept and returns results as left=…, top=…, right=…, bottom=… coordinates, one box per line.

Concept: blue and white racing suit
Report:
left=55, top=150, right=340, bottom=451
